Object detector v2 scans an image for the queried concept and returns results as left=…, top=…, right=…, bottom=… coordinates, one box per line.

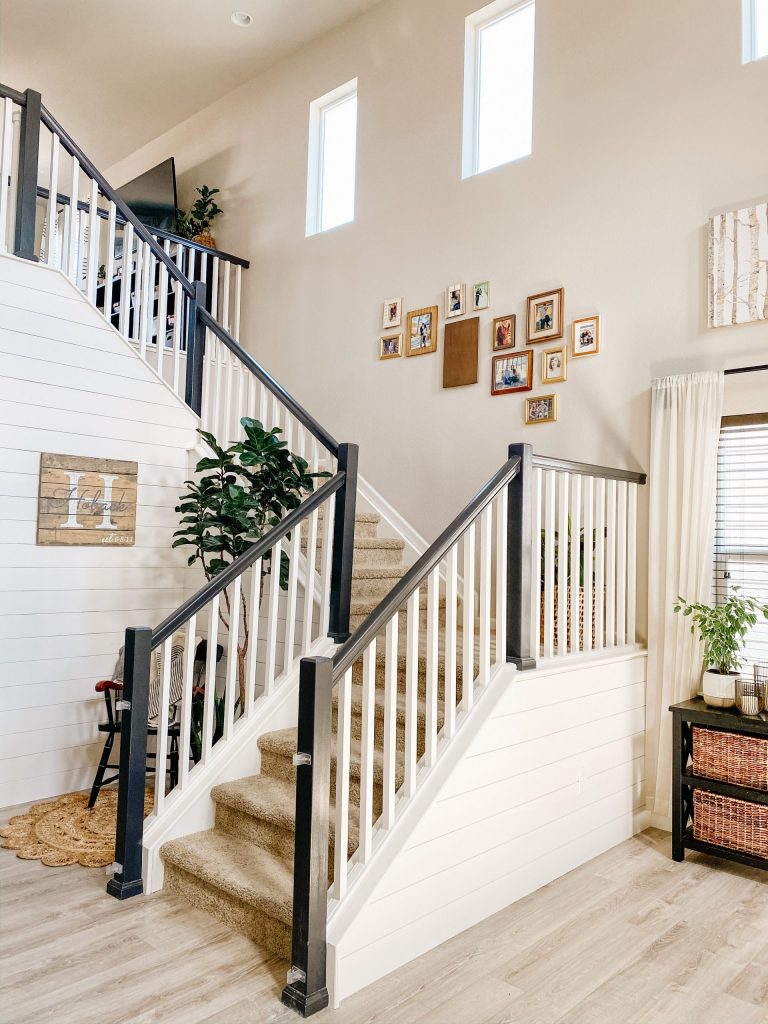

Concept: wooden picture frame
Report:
left=525, top=394, right=558, bottom=424
left=526, top=287, right=564, bottom=343
left=572, top=315, right=600, bottom=357
left=491, top=350, right=533, bottom=395
left=405, top=306, right=439, bottom=356
left=492, top=314, right=516, bottom=351
left=541, top=345, right=567, bottom=384
left=379, top=333, right=402, bottom=359
left=445, top=283, right=465, bottom=319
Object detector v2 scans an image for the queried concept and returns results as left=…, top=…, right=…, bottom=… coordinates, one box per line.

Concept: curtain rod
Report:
left=724, top=364, right=768, bottom=376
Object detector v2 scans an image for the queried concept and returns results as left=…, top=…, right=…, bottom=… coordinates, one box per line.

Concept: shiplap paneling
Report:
left=329, top=650, right=647, bottom=1005
left=0, top=254, right=199, bottom=806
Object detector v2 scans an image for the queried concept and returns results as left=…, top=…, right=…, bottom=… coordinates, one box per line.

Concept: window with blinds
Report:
left=714, top=413, right=768, bottom=675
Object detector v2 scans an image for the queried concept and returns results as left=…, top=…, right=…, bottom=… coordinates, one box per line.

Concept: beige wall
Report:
left=107, top=0, right=768, bottom=640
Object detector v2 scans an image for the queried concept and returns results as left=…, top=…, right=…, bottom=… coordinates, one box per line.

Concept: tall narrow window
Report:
left=463, top=0, right=535, bottom=179
left=713, top=414, right=768, bottom=675
left=743, top=0, right=768, bottom=62
left=306, top=79, right=358, bottom=236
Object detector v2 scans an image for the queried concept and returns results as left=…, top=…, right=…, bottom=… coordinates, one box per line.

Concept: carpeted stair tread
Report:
left=161, top=830, right=293, bottom=926
left=258, top=727, right=405, bottom=786
left=333, top=681, right=444, bottom=731
left=212, top=775, right=296, bottom=831
left=353, top=565, right=408, bottom=580
left=353, top=537, right=405, bottom=550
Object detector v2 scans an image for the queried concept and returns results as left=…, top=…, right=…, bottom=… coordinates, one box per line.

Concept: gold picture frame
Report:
left=526, top=287, right=564, bottom=343
left=572, top=315, right=600, bottom=357
left=541, top=345, right=567, bottom=384
left=492, top=314, right=515, bottom=351
left=525, top=394, right=558, bottom=425
left=406, top=306, right=439, bottom=356
left=379, top=333, right=402, bottom=359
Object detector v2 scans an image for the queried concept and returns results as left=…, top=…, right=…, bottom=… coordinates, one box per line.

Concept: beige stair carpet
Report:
left=161, top=510, right=476, bottom=960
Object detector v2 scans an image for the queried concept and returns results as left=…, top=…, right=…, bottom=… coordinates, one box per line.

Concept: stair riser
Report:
left=349, top=603, right=449, bottom=632
left=352, top=575, right=406, bottom=600
left=259, top=752, right=387, bottom=819
left=350, top=659, right=466, bottom=702
left=353, top=546, right=404, bottom=569
left=331, top=698, right=445, bottom=751
left=163, top=863, right=292, bottom=960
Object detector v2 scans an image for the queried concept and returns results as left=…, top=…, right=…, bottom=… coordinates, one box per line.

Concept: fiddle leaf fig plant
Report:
left=173, top=417, right=328, bottom=705
left=175, top=185, right=222, bottom=240
left=673, top=588, right=768, bottom=675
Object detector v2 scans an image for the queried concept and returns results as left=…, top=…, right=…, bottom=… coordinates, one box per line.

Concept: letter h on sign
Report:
left=37, top=453, right=138, bottom=547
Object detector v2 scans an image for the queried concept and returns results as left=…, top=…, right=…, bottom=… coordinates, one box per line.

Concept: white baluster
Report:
left=104, top=202, right=116, bottom=320
left=626, top=482, right=637, bottom=645
left=462, top=522, right=476, bottom=712
left=302, top=504, right=319, bottom=653
left=245, top=560, right=262, bottom=715
left=211, top=256, right=220, bottom=322
left=0, top=98, right=14, bottom=252
left=382, top=613, right=399, bottom=829
left=178, top=614, right=196, bottom=789
left=594, top=478, right=606, bottom=650
left=605, top=479, right=617, bottom=648
left=333, top=667, right=352, bottom=900
left=67, top=156, right=80, bottom=282
left=556, top=472, right=569, bottom=657
left=425, top=566, right=440, bottom=767
left=583, top=476, right=595, bottom=653
left=282, top=524, right=301, bottom=674
left=45, top=133, right=59, bottom=266
left=119, top=222, right=132, bottom=338
left=234, top=265, right=242, bottom=340
left=478, top=506, right=492, bottom=685
left=86, top=178, right=99, bottom=302
left=202, top=594, right=220, bottom=763
left=132, top=239, right=143, bottom=342
left=359, top=641, right=376, bottom=864
left=156, top=240, right=169, bottom=381
left=223, top=347, right=233, bottom=443
left=616, top=481, right=627, bottom=647
left=212, top=335, right=224, bottom=440
left=495, top=488, right=508, bottom=665
left=172, top=244, right=183, bottom=397
left=530, top=467, right=543, bottom=657
left=569, top=474, right=581, bottom=654
left=542, top=470, right=556, bottom=658
left=223, top=260, right=231, bottom=333
left=139, top=242, right=153, bottom=360
left=318, top=494, right=335, bottom=635
left=404, top=588, right=420, bottom=797
left=444, top=543, right=458, bottom=739
left=223, top=576, right=241, bottom=740
left=154, top=637, right=173, bottom=816
left=263, top=541, right=281, bottom=695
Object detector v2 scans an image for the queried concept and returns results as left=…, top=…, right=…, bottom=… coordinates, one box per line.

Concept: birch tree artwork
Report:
left=708, top=201, right=768, bottom=327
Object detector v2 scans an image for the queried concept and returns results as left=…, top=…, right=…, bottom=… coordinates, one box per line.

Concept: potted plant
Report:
left=674, top=588, right=768, bottom=707
left=174, top=185, right=223, bottom=249
left=173, top=418, right=328, bottom=708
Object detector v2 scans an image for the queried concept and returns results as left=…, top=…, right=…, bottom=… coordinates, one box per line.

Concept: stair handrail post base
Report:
left=185, top=281, right=206, bottom=416
left=506, top=443, right=536, bottom=670
left=13, top=88, right=42, bottom=262
left=283, top=656, right=334, bottom=1016
left=107, top=625, right=152, bottom=901
left=328, top=443, right=359, bottom=643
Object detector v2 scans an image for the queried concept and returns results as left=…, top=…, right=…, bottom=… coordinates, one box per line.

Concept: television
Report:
left=116, top=157, right=178, bottom=232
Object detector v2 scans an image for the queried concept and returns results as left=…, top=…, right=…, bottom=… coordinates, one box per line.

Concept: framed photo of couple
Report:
left=526, top=288, right=564, bottom=344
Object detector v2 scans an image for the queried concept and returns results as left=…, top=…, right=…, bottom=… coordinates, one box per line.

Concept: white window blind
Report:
left=713, top=413, right=768, bottom=675
left=743, top=0, right=768, bottom=62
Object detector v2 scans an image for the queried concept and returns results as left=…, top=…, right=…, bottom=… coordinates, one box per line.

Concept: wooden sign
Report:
left=443, top=316, right=479, bottom=389
left=37, top=453, right=138, bottom=546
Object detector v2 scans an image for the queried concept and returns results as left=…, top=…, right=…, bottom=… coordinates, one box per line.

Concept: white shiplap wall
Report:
left=0, top=254, right=200, bottom=807
left=328, top=649, right=647, bottom=1006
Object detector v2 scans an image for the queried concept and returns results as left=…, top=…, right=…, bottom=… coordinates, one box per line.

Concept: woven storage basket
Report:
left=540, top=586, right=604, bottom=651
left=692, top=727, right=768, bottom=791
left=693, top=790, right=768, bottom=858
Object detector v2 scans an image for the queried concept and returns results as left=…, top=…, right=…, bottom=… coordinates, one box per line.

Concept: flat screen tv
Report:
left=116, top=157, right=178, bottom=232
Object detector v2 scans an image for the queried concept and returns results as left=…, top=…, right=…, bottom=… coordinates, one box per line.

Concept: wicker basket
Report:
left=692, top=727, right=768, bottom=791
left=692, top=790, right=768, bottom=858
left=539, top=586, right=603, bottom=650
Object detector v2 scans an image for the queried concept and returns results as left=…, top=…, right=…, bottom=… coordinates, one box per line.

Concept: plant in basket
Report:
left=175, top=185, right=223, bottom=248
left=674, top=588, right=768, bottom=708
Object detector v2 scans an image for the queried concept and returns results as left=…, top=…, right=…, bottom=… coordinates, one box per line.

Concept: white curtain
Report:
left=646, top=371, right=724, bottom=826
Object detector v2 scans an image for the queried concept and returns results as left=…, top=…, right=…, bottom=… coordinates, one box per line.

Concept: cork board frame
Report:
left=443, top=316, right=479, bottom=389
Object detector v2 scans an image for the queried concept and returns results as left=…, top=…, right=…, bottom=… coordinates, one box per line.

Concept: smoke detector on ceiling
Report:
left=231, top=12, right=254, bottom=28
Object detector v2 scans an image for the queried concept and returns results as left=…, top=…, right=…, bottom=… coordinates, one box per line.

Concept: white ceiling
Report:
left=0, top=0, right=382, bottom=169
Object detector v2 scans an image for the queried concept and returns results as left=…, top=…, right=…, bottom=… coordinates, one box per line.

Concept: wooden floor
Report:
left=1, top=810, right=766, bottom=1024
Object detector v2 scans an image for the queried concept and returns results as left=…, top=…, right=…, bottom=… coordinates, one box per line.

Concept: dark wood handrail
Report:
left=152, top=471, right=346, bottom=648
left=0, top=83, right=26, bottom=105
left=198, top=308, right=340, bottom=457
left=531, top=455, right=647, bottom=485
left=332, top=455, right=521, bottom=677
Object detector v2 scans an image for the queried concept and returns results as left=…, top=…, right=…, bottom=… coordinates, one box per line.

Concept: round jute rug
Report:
left=0, top=790, right=153, bottom=868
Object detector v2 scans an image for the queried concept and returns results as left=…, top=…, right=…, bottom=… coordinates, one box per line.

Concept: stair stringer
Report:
left=142, top=634, right=335, bottom=894
left=325, top=648, right=649, bottom=1007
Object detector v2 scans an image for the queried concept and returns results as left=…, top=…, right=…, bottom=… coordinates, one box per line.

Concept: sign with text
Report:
left=37, top=454, right=138, bottom=546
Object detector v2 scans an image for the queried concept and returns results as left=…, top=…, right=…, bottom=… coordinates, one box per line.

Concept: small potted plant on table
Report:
left=674, top=588, right=768, bottom=707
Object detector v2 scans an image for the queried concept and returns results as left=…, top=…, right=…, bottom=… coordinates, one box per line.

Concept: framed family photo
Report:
left=406, top=306, right=438, bottom=356
left=541, top=345, right=567, bottom=384
left=492, top=314, right=515, bottom=351
left=379, top=333, right=402, bottom=359
left=446, top=283, right=465, bottom=318
left=572, top=315, right=600, bottom=356
left=472, top=280, right=490, bottom=311
left=491, top=351, right=533, bottom=395
left=382, top=297, right=402, bottom=330
left=525, top=394, right=558, bottom=425
left=527, top=287, right=564, bottom=343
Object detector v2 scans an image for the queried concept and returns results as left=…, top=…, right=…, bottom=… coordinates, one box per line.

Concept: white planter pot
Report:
left=701, top=669, right=738, bottom=708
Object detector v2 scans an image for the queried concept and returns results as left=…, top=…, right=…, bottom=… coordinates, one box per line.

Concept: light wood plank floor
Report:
left=1, top=810, right=766, bottom=1024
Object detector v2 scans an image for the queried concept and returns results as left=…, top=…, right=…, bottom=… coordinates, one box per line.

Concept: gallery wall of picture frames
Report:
left=377, top=283, right=601, bottom=425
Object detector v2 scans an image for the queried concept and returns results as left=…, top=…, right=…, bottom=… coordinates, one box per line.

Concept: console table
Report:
left=670, top=697, right=768, bottom=871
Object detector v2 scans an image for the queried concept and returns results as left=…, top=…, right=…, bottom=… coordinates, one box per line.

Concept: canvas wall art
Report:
left=708, top=201, right=768, bottom=327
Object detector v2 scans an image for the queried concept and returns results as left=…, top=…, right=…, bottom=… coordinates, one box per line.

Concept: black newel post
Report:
left=328, top=442, right=358, bottom=643
left=14, top=89, right=42, bottom=262
left=507, top=442, right=536, bottom=670
left=107, top=626, right=152, bottom=900
left=185, top=281, right=206, bottom=416
left=282, top=656, right=334, bottom=1017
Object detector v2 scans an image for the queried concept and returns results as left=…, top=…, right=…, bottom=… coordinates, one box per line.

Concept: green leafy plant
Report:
left=173, top=418, right=327, bottom=706
left=175, top=185, right=222, bottom=240
left=673, top=588, right=768, bottom=675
